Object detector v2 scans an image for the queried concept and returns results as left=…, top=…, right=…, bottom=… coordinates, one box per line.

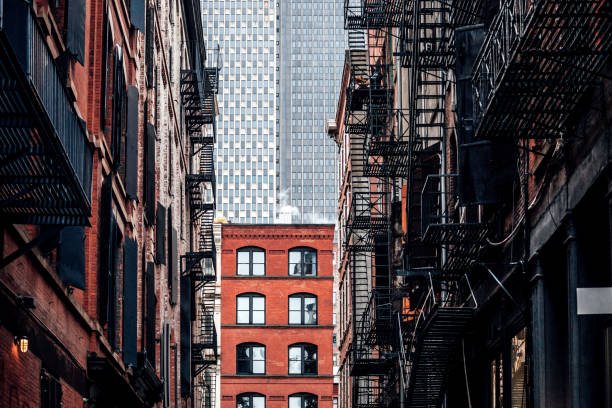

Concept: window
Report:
left=511, top=328, right=527, bottom=407
left=237, top=393, right=265, bottom=408
left=237, top=293, right=265, bottom=324
left=41, top=370, right=62, bottom=408
left=237, top=247, right=265, bottom=276
left=289, top=343, right=317, bottom=375
left=490, top=353, right=503, bottom=408
left=289, top=393, right=317, bottom=408
left=489, top=327, right=528, bottom=408
left=289, top=294, right=317, bottom=325
left=289, top=247, right=317, bottom=276
left=237, top=343, right=266, bottom=374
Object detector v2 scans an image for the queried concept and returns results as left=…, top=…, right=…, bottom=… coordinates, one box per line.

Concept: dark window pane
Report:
left=237, top=360, right=251, bottom=373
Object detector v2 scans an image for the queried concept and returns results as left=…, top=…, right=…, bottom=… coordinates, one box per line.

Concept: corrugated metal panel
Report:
left=123, top=236, right=138, bottom=366
left=57, top=226, right=85, bottom=290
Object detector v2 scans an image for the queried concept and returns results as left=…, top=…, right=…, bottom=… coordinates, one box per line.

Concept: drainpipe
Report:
left=529, top=254, right=546, bottom=408
left=565, top=214, right=580, bottom=407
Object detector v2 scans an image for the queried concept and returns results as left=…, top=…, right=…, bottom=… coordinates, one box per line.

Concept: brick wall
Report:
left=0, top=0, right=201, bottom=407
left=220, top=225, right=335, bottom=408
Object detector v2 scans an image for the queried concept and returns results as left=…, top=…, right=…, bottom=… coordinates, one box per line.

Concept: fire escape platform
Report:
left=473, top=0, right=612, bottom=140
left=0, top=6, right=92, bottom=225
left=350, top=357, right=396, bottom=376
left=344, top=0, right=404, bottom=29
left=422, top=222, right=493, bottom=245
left=407, top=307, right=474, bottom=408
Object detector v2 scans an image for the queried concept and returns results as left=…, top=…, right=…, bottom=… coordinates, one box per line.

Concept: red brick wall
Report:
left=220, top=225, right=335, bottom=408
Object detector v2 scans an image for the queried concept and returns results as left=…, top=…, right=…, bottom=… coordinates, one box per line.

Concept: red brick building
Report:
left=220, top=224, right=335, bottom=408
left=0, top=1, right=217, bottom=407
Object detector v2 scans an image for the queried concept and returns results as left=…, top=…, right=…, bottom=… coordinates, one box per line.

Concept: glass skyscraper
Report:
left=202, top=0, right=343, bottom=224
left=278, top=0, right=344, bottom=223
left=202, top=1, right=278, bottom=224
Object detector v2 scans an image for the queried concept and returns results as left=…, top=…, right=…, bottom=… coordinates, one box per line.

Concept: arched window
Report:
left=289, top=247, right=317, bottom=276
left=288, top=293, right=317, bottom=325
left=237, top=393, right=265, bottom=408
left=237, top=247, right=265, bottom=276
left=288, top=343, right=317, bottom=375
left=237, top=293, right=265, bottom=324
left=289, top=393, right=317, bottom=408
left=237, top=343, right=266, bottom=374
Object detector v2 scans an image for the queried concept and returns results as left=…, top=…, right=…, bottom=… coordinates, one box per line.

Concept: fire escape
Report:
left=343, top=1, right=407, bottom=407
left=398, top=1, right=486, bottom=406
left=398, top=0, right=612, bottom=406
left=0, top=3, right=92, bottom=226
left=180, top=45, right=219, bottom=407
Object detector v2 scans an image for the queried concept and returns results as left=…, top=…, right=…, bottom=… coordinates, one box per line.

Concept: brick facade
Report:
left=220, top=225, right=335, bottom=408
left=0, top=1, right=212, bottom=407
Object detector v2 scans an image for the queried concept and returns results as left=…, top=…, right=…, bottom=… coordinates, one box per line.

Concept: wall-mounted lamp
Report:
left=14, top=335, right=29, bottom=353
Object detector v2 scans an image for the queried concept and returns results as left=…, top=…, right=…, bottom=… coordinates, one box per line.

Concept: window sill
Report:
left=222, top=374, right=334, bottom=378
left=222, top=275, right=333, bottom=279
left=223, top=324, right=334, bottom=329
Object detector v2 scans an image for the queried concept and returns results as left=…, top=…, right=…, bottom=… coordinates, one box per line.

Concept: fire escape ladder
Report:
left=192, top=301, right=217, bottom=376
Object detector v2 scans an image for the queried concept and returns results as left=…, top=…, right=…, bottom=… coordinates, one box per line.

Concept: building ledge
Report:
left=221, top=275, right=333, bottom=280
left=222, top=374, right=334, bottom=378
left=221, top=324, right=334, bottom=329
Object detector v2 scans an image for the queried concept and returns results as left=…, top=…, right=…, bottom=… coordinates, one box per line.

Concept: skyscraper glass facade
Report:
left=203, top=0, right=344, bottom=224
left=202, top=1, right=278, bottom=224
left=279, top=0, right=344, bottom=223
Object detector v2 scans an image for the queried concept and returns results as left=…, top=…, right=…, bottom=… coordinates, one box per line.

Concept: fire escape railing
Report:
left=472, top=0, right=612, bottom=140
left=0, top=2, right=92, bottom=225
left=344, top=0, right=404, bottom=29
left=402, top=275, right=477, bottom=408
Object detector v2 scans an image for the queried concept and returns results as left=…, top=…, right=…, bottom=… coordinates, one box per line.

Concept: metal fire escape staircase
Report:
left=180, top=48, right=219, bottom=404
left=397, top=2, right=489, bottom=407
left=343, top=3, right=407, bottom=406
left=403, top=277, right=477, bottom=408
